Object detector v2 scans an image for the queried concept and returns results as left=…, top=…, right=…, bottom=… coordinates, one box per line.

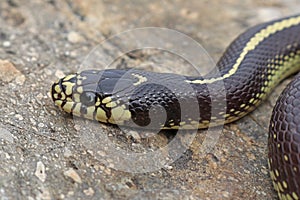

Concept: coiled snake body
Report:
left=51, top=15, right=300, bottom=199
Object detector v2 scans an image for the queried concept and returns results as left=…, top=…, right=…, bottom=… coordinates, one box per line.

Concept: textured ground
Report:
left=0, top=0, right=300, bottom=199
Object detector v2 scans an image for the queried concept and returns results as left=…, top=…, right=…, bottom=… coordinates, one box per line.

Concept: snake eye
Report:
left=80, top=92, right=96, bottom=106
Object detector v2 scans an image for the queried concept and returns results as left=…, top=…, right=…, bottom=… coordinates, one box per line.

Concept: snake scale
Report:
left=51, top=14, right=300, bottom=199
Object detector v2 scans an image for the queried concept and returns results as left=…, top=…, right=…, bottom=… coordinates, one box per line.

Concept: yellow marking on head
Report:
left=77, top=75, right=83, bottom=79
left=72, top=104, right=82, bottom=116
left=186, top=15, right=300, bottom=84
left=84, top=106, right=96, bottom=120
left=77, top=86, right=83, bottom=93
left=62, top=102, right=74, bottom=113
left=54, top=85, right=61, bottom=93
left=96, top=107, right=107, bottom=122
left=60, top=93, right=66, bottom=100
left=73, top=93, right=80, bottom=102
left=95, top=101, right=100, bottom=106
left=63, top=74, right=76, bottom=81
left=106, top=102, right=117, bottom=108
left=54, top=100, right=63, bottom=107
left=132, top=73, right=148, bottom=86
left=77, top=75, right=87, bottom=80
left=62, top=82, right=75, bottom=96
left=102, top=97, right=112, bottom=104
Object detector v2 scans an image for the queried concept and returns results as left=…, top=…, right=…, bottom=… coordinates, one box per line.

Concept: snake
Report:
left=50, top=15, right=300, bottom=199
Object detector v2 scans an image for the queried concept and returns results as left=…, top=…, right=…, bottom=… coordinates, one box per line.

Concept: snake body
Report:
left=51, top=15, right=300, bottom=199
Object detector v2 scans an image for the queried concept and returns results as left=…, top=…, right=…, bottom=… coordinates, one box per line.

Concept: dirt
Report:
left=0, top=0, right=299, bottom=199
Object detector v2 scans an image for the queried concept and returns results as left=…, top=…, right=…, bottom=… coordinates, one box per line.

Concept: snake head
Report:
left=50, top=69, right=146, bottom=124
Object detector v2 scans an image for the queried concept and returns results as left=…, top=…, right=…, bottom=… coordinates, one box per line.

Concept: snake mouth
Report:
left=51, top=79, right=67, bottom=102
left=51, top=80, right=63, bottom=101
left=50, top=80, right=68, bottom=112
left=50, top=74, right=79, bottom=114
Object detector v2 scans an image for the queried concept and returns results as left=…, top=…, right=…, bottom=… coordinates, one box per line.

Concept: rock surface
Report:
left=0, top=0, right=299, bottom=199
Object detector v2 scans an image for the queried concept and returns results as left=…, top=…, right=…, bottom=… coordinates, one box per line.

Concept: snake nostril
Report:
left=57, top=93, right=62, bottom=99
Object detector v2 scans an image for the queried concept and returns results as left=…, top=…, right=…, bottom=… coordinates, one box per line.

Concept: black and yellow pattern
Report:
left=51, top=15, right=300, bottom=199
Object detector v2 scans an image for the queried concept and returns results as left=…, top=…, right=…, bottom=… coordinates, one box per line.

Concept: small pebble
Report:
left=44, top=69, right=52, bottom=76
left=83, top=187, right=95, bottom=196
left=0, top=128, right=14, bottom=143
left=30, top=118, right=37, bottom=126
left=63, top=148, right=72, bottom=158
left=64, top=168, right=82, bottom=183
left=2, top=41, right=11, bottom=47
left=55, top=70, right=65, bottom=79
left=69, top=51, right=78, bottom=58
left=38, top=123, right=45, bottom=128
left=0, top=59, right=24, bottom=83
left=128, top=130, right=141, bottom=142
left=15, top=114, right=23, bottom=121
left=67, top=31, right=84, bottom=44
left=180, top=8, right=199, bottom=19
left=15, top=74, right=26, bottom=85
left=35, top=161, right=46, bottom=182
left=10, top=98, right=17, bottom=105
left=36, top=93, right=44, bottom=100
left=256, top=8, right=281, bottom=22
